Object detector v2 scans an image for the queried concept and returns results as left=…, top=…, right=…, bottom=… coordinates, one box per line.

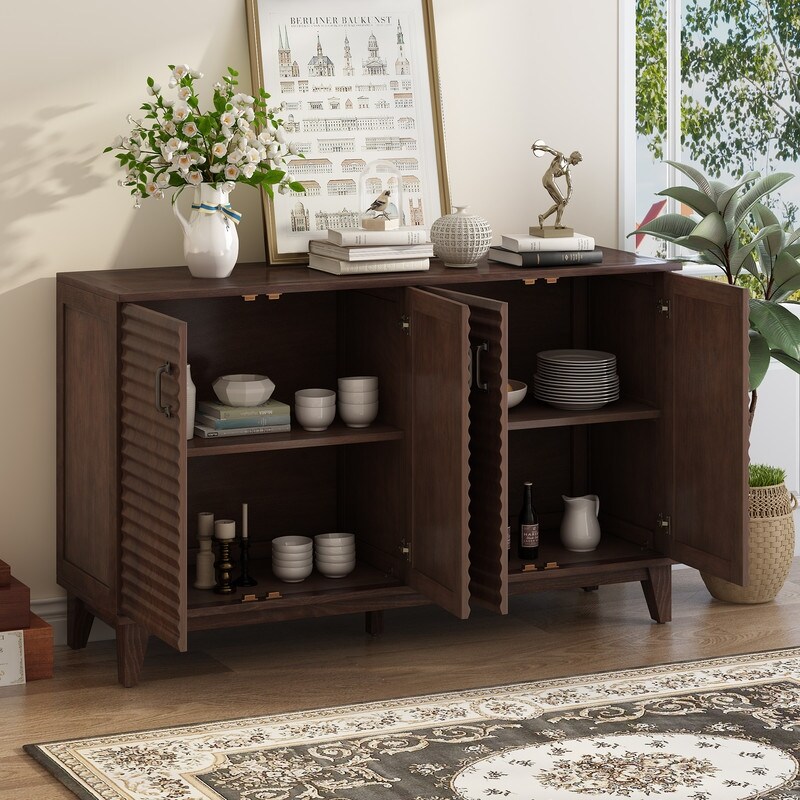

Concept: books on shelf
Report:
left=193, top=422, right=292, bottom=438
left=500, top=232, right=595, bottom=252
left=196, top=398, right=290, bottom=420
left=195, top=412, right=291, bottom=431
left=327, top=227, right=430, bottom=247
left=309, top=253, right=430, bottom=275
left=309, top=239, right=434, bottom=261
left=487, top=248, right=603, bottom=267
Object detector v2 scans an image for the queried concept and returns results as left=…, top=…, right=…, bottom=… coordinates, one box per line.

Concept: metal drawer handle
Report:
left=473, top=341, right=489, bottom=392
left=155, top=362, right=173, bottom=417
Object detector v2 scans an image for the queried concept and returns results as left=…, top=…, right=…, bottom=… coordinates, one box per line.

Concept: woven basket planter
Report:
left=701, top=482, right=796, bottom=604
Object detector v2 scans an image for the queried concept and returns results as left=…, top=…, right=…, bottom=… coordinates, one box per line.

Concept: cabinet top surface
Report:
left=58, top=248, right=678, bottom=302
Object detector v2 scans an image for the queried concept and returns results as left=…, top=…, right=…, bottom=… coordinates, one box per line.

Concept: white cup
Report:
left=295, top=403, right=336, bottom=431
left=338, top=401, right=378, bottom=428
left=295, top=388, right=336, bottom=407
left=338, top=376, right=378, bottom=392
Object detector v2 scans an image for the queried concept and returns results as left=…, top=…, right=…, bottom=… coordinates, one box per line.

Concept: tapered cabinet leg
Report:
left=365, top=610, right=384, bottom=637
left=66, top=595, right=95, bottom=649
left=117, top=618, right=149, bottom=687
left=641, top=565, right=672, bottom=624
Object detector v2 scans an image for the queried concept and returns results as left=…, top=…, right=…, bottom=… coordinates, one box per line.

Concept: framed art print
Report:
left=246, top=0, right=450, bottom=264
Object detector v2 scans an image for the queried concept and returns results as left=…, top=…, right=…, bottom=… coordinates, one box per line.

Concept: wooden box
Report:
left=0, top=576, right=30, bottom=630
left=0, top=559, right=9, bottom=588
left=23, top=613, right=54, bottom=681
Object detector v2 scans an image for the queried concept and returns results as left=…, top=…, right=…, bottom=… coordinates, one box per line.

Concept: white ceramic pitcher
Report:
left=560, top=494, right=601, bottom=552
left=173, top=183, right=240, bottom=279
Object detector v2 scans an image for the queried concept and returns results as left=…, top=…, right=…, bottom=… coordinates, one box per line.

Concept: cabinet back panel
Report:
left=187, top=449, right=338, bottom=553
left=144, top=294, right=337, bottom=407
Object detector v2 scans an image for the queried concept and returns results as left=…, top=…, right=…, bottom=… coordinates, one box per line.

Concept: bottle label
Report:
left=521, top=523, right=539, bottom=548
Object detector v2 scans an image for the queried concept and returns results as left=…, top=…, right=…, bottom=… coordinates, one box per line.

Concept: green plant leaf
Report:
left=689, top=211, right=728, bottom=248
left=288, top=181, right=306, bottom=192
left=748, top=330, right=770, bottom=390
left=733, top=172, right=794, bottom=230
left=730, top=225, right=781, bottom=277
left=770, top=350, right=800, bottom=376
left=716, top=170, right=759, bottom=214
left=629, top=213, right=697, bottom=241
left=749, top=298, right=800, bottom=359
left=751, top=203, right=784, bottom=259
left=664, top=160, right=716, bottom=199
left=768, top=252, right=800, bottom=302
left=260, top=169, right=285, bottom=184
left=657, top=186, right=717, bottom=216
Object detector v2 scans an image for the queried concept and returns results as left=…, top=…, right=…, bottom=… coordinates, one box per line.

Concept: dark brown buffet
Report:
left=56, top=249, right=749, bottom=686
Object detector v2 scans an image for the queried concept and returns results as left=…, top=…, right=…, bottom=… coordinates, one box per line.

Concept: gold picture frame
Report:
left=245, top=0, right=451, bottom=265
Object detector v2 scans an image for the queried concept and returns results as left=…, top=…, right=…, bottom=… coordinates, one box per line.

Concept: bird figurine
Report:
left=365, top=189, right=392, bottom=219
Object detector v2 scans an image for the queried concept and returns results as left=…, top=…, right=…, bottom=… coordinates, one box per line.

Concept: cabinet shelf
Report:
left=186, top=421, right=404, bottom=458
left=508, top=397, right=660, bottom=430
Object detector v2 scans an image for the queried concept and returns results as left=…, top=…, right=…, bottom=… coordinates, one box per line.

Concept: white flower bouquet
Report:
left=105, top=64, right=304, bottom=206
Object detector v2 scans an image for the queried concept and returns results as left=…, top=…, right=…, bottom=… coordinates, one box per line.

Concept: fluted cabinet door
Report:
left=119, top=304, right=188, bottom=651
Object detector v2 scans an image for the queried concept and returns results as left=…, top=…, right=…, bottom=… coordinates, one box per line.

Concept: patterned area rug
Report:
left=26, top=649, right=800, bottom=800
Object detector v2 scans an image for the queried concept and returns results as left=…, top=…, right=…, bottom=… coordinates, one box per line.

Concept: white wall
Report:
left=1, top=0, right=622, bottom=601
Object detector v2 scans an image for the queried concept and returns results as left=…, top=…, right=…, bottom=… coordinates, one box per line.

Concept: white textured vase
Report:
left=173, top=183, right=240, bottom=279
left=186, top=363, right=196, bottom=440
left=430, top=205, right=493, bottom=268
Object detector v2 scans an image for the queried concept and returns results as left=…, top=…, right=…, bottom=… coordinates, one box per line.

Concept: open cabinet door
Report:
left=663, top=273, right=749, bottom=584
left=428, top=287, right=508, bottom=615
left=119, top=304, right=188, bottom=651
left=406, top=288, right=471, bottom=618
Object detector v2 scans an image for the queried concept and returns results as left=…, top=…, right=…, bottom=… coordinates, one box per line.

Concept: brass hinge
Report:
left=657, top=298, right=671, bottom=317
left=242, top=294, right=258, bottom=302
left=657, top=513, right=672, bottom=535
left=399, top=315, right=411, bottom=335
left=399, top=537, right=411, bottom=561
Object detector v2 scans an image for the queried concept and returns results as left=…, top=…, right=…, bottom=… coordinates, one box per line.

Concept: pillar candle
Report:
left=215, top=519, right=236, bottom=540
left=242, top=503, right=248, bottom=539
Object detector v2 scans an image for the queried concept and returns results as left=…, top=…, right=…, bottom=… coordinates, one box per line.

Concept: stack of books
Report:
left=488, top=232, right=602, bottom=267
left=194, top=398, right=291, bottom=438
left=308, top=228, right=433, bottom=275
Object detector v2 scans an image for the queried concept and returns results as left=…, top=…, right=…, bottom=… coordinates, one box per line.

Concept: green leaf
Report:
left=629, top=212, right=697, bottom=241
left=288, top=181, right=306, bottom=193
left=748, top=330, right=770, bottom=390
left=768, top=252, right=800, bottom=302
left=260, top=169, right=286, bottom=184
left=657, top=186, right=717, bottom=216
left=730, top=225, right=782, bottom=278
left=228, top=66, right=239, bottom=76
left=688, top=211, right=728, bottom=249
left=197, top=116, right=213, bottom=136
left=770, top=350, right=800, bottom=377
left=733, top=173, right=795, bottom=229
left=147, top=76, right=154, bottom=87
left=103, top=146, right=113, bottom=153
left=749, top=299, right=800, bottom=359
left=263, top=184, right=275, bottom=200
left=751, top=203, right=784, bottom=259
left=664, top=160, right=716, bottom=199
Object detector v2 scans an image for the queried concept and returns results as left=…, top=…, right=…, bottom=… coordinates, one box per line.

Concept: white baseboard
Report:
left=31, top=598, right=116, bottom=647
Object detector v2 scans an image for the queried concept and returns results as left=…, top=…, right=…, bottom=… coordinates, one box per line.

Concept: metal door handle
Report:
left=155, top=362, right=173, bottom=417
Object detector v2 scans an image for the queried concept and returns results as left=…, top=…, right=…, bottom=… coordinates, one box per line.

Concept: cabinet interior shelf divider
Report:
left=508, top=398, right=661, bottom=430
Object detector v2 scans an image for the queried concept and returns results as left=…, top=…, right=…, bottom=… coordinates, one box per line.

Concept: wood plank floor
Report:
left=4, top=562, right=800, bottom=799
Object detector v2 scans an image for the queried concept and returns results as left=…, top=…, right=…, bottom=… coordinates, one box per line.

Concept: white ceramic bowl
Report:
left=315, top=551, right=355, bottom=565
left=338, top=401, right=378, bottom=428
left=338, top=376, right=378, bottom=392
left=272, top=562, right=313, bottom=582
left=337, top=389, right=379, bottom=404
left=273, top=557, right=312, bottom=570
left=270, top=549, right=312, bottom=563
left=295, top=388, right=336, bottom=407
left=295, top=404, right=336, bottom=432
left=507, top=380, right=528, bottom=409
left=272, top=535, right=313, bottom=551
left=213, top=374, right=275, bottom=407
left=314, top=533, right=355, bottom=546
left=316, top=562, right=355, bottom=578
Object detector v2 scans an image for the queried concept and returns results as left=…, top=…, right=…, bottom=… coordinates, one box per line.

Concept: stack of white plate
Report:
left=534, top=349, right=619, bottom=411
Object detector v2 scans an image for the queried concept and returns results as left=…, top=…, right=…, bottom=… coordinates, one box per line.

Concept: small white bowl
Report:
left=316, top=562, right=355, bottom=578
left=315, top=552, right=355, bottom=565
left=270, top=549, right=312, bottom=563
left=272, top=535, right=313, bottom=551
left=273, top=562, right=313, bottom=582
left=295, top=404, right=336, bottom=431
left=338, top=376, right=378, bottom=392
left=295, top=388, right=336, bottom=407
left=213, top=374, right=275, bottom=407
left=273, top=556, right=312, bottom=569
left=314, top=533, right=355, bottom=546
left=507, top=379, right=528, bottom=409
left=338, top=401, right=378, bottom=428
left=338, top=389, right=379, bottom=404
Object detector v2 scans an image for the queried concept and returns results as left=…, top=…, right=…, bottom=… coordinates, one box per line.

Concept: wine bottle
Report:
left=518, top=481, right=540, bottom=560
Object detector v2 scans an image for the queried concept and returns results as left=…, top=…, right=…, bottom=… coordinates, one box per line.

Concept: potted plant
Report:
left=633, top=162, right=800, bottom=601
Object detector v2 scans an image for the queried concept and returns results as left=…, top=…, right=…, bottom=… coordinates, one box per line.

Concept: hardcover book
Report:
left=500, top=232, right=595, bottom=252
left=193, top=422, right=292, bottom=438
left=327, top=228, right=431, bottom=247
left=196, top=398, right=290, bottom=420
left=487, top=248, right=604, bottom=267
left=195, top=413, right=291, bottom=430
left=308, top=254, right=430, bottom=275
left=309, top=239, right=434, bottom=261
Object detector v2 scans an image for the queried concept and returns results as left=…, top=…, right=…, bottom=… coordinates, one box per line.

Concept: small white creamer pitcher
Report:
left=560, top=494, right=601, bottom=552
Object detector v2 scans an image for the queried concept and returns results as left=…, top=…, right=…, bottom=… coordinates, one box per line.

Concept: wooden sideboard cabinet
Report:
left=57, top=250, right=748, bottom=686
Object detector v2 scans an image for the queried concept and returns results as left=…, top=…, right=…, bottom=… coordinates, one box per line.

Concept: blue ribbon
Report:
left=191, top=202, right=242, bottom=224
